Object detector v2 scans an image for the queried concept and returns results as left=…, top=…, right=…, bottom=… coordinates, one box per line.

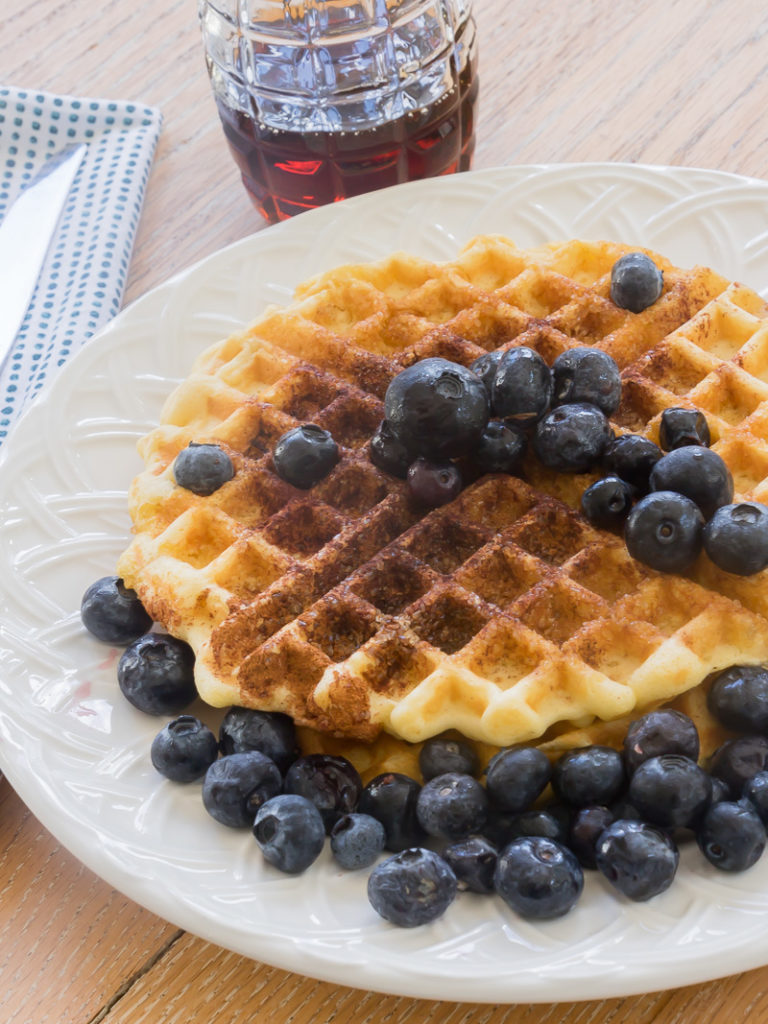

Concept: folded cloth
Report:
left=0, top=86, right=162, bottom=445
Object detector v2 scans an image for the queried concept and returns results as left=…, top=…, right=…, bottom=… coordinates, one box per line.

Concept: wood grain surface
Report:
left=2, top=0, right=768, bottom=1020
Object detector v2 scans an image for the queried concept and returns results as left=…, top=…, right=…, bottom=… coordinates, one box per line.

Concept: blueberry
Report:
left=709, top=775, right=732, bottom=805
left=609, top=795, right=644, bottom=822
left=117, top=633, right=197, bottom=715
left=253, top=794, right=325, bottom=873
left=624, top=491, right=704, bottom=573
left=480, top=806, right=522, bottom=848
left=743, top=771, right=768, bottom=825
left=649, top=447, right=734, bottom=521
left=330, top=813, right=386, bottom=870
left=358, top=772, right=426, bottom=852
left=369, top=420, right=412, bottom=479
left=173, top=442, right=234, bottom=495
left=696, top=800, right=766, bottom=871
left=407, top=457, right=462, bottom=506
left=218, top=706, right=299, bottom=775
left=150, top=715, right=219, bottom=782
left=416, top=772, right=488, bottom=840
left=708, top=735, right=768, bottom=798
left=384, top=358, right=490, bottom=459
left=533, top=403, right=612, bottom=472
left=581, top=475, right=634, bottom=530
left=552, top=348, right=622, bottom=416
left=506, top=809, right=569, bottom=845
left=272, top=424, right=339, bottom=489
left=484, top=746, right=552, bottom=814
left=552, top=746, right=626, bottom=807
left=595, top=819, right=678, bottom=899
left=494, top=837, right=583, bottom=919
left=610, top=252, right=664, bottom=313
left=659, top=407, right=711, bottom=450
left=623, top=709, right=700, bottom=774
left=80, top=576, right=152, bottom=645
left=474, top=420, right=527, bottom=474
left=470, top=350, right=503, bottom=395
left=628, top=754, right=712, bottom=829
left=704, top=502, right=768, bottom=576
left=602, top=433, right=662, bottom=493
left=203, top=751, right=282, bottom=827
left=491, top=346, right=553, bottom=424
left=569, top=805, right=615, bottom=869
left=367, top=848, right=457, bottom=927
left=708, top=664, right=768, bottom=733
left=443, top=836, right=498, bottom=893
left=419, top=737, right=479, bottom=782
left=284, top=754, right=363, bottom=833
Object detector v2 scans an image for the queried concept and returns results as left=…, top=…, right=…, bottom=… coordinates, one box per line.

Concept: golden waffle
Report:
left=117, top=236, right=768, bottom=751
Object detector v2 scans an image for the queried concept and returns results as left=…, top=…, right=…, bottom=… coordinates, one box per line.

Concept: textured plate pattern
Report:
left=2, top=164, right=768, bottom=1003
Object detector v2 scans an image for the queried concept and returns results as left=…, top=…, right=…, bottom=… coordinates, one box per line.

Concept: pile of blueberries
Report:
left=171, top=251, right=768, bottom=577
left=83, top=575, right=768, bottom=927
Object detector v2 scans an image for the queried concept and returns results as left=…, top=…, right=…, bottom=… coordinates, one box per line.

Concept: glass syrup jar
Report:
left=199, top=0, right=478, bottom=223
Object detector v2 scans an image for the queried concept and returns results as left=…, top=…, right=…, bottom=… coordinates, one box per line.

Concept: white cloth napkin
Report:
left=0, top=86, right=162, bottom=445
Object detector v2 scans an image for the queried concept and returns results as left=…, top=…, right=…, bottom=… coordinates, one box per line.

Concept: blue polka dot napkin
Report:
left=0, top=87, right=162, bottom=445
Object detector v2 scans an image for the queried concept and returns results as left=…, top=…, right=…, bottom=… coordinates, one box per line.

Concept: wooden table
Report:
left=2, top=0, right=768, bottom=1020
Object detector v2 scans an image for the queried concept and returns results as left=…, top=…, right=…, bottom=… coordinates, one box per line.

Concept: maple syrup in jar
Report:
left=200, top=1, right=478, bottom=223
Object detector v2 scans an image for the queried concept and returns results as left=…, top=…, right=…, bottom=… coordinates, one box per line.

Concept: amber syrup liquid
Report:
left=216, top=64, right=478, bottom=224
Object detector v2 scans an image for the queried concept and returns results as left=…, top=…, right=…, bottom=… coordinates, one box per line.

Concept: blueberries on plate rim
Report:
left=330, top=813, right=386, bottom=870
left=80, top=576, right=152, bottom=645
left=202, top=750, right=282, bottom=828
left=254, top=794, right=326, bottom=874
left=218, top=706, right=299, bottom=775
left=368, top=848, right=458, bottom=927
left=117, top=632, right=197, bottom=716
left=283, top=753, right=363, bottom=833
left=151, top=715, right=219, bottom=783
left=358, top=772, right=426, bottom=852
left=595, top=819, right=679, bottom=901
left=627, top=754, right=712, bottom=829
left=415, top=771, right=488, bottom=841
left=443, top=836, right=498, bottom=894
left=623, top=709, right=700, bottom=773
left=494, top=836, right=584, bottom=920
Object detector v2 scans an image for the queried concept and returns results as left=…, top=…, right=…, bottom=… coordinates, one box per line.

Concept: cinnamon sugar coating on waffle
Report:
left=117, top=236, right=768, bottom=747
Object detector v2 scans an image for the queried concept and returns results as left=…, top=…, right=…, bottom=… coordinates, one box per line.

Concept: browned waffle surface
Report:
left=117, top=236, right=768, bottom=748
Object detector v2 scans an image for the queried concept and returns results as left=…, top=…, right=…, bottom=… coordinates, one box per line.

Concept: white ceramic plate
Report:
left=3, top=164, right=768, bottom=1004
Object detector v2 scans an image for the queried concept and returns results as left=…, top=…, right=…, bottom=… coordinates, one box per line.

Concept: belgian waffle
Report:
left=117, top=236, right=768, bottom=750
